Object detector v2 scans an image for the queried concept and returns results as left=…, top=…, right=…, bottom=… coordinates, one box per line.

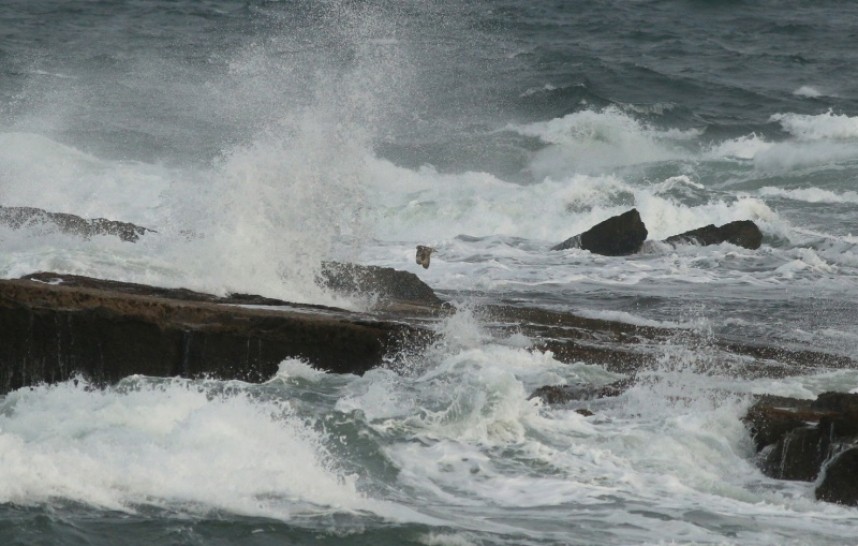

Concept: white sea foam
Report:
left=573, top=308, right=693, bottom=328
left=419, top=532, right=480, bottom=546
left=774, top=248, right=835, bottom=278
left=705, top=133, right=774, bottom=160
left=0, top=377, right=363, bottom=516
left=0, top=132, right=169, bottom=224
left=507, top=106, right=698, bottom=177
left=793, top=85, right=823, bottom=98
left=361, top=157, right=777, bottom=245
left=704, top=114, right=858, bottom=169
left=333, top=311, right=858, bottom=542
left=755, top=140, right=858, bottom=171
left=771, top=111, right=858, bottom=141
left=759, top=186, right=858, bottom=204
left=0, top=374, right=441, bottom=525
left=519, top=83, right=558, bottom=97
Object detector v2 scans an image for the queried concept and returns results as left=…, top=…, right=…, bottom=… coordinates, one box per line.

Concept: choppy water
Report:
left=2, top=1, right=858, bottom=544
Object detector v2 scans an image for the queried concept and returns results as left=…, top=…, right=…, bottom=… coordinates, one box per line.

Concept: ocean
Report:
left=2, top=1, right=858, bottom=544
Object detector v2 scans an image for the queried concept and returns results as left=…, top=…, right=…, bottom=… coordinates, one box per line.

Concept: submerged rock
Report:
left=0, top=205, right=153, bottom=242
left=551, top=208, right=648, bottom=256
left=664, top=220, right=763, bottom=250
left=529, top=378, right=632, bottom=405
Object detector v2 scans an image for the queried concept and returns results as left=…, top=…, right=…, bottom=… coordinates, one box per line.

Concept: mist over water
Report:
left=3, top=0, right=858, bottom=544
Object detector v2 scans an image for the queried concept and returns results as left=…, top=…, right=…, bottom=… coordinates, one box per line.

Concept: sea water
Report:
left=1, top=1, right=858, bottom=544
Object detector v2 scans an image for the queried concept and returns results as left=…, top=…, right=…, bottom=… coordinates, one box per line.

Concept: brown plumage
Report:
left=416, top=245, right=435, bottom=269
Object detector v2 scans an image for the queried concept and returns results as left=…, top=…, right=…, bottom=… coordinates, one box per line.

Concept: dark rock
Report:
left=575, top=408, right=595, bottom=417
left=743, top=395, right=820, bottom=452
left=812, top=393, right=858, bottom=439
left=761, top=426, right=831, bottom=481
left=0, top=275, right=433, bottom=395
left=318, top=262, right=443, bottom=306
left=744, top=391, right=858, bottom=501
left=0, top=206, right=153, bottom=242
left=816, top=448, right=858, bottom=506
left=551, top=209, right=648, bottom=256
left=529, top=385, right=589, bottom=405
left=25, top=266, right=444, bottom=311
left=529, top=378, right=632, bottom=405
left=664, top=220, right=762, bottom=250
left=812, top=392, right=858, bottom=415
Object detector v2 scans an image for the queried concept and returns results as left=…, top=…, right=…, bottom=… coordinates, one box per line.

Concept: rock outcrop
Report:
left=743, top=392, right=858, bottom=506
left=664, top=220, right=763, bottom=250
left=0, top=206, right=153, bottom=242
left=817, top=448, right=858, bottom=505
left=552, top=209, right=648, bottom=255
left=529, top=378, right=633, bottom=405
left=0, top=274, right=434, bottom=394
left=318, top=262, right=443, bottom=306
left=552, top=209, right=764, bottom=255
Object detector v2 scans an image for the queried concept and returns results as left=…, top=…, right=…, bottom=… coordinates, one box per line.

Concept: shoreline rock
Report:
left=318, top=261, right=444, bottom=306
left=0, top=206, right=153, bottom=242
left=664, top=220, right=763, bottom=250
left=552, top=209, right=764, bottom=255
left=552, top=208, right=648, bottom=255
left=743, top=392, right=858, bottom=506
left=0, top=274, right=435, bottom=393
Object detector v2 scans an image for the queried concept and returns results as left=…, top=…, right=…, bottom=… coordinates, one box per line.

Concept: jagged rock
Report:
left=552, top=209, right=648, bottom=256
left=318, top=262, right=443, bottom=306
left=743, top=395, right=819, bottom=452
left=664, top=220, right=762, bottom=250
left=529, top=378, right=632, bottom=405
left=0, top=206, right=153, bottom=242
left=743, top=392, right=858, bottom=504
left=744, top=395, right=839, bottom=481
left=761, top=426, right=831, bottom=481
left=816, top=448, right=858, bottom=506
left=0, top=274, right=433, bottom=394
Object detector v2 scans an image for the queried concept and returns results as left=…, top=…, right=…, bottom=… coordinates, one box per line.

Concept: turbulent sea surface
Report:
left=3, top=1, right=858, bottom=544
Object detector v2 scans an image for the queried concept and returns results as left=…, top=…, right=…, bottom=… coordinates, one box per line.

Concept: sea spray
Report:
left=508, top=106, right=699, bottom=177
left=0, top=376, right=364, bottom=517
left=153, top=4, right=416, bottom=304
left=3, top=0, right=858, bottom=543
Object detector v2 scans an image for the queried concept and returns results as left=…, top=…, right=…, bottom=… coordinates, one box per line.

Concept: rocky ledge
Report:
left=0, top=271, right=440, bottom=393
left=0, top=205, right=153, bottom=242
left=2, top=269, right=849, bottom=398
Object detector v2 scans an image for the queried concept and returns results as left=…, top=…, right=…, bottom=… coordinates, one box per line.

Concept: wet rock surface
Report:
left=0, top=274, right=434, bottom=394
left=816, top=448, right=858, bottom=505
left=744, top=392, right=858, bottom=506
left=529, top=378, right=633, bottom=405
left=2, top=270, right=855, bottom=460
left=0, top=206, right=153, bottom=242
left=552, top=208, right=764, bottom=255
left=664, top=220, right=763, bottom=250
left=318, top=262, right=444, bottom=306
left=551, top=208, right=648, bottom=255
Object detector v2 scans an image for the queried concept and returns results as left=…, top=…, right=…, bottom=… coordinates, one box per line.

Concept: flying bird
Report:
left=416, top=245, right=435, bottom=269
